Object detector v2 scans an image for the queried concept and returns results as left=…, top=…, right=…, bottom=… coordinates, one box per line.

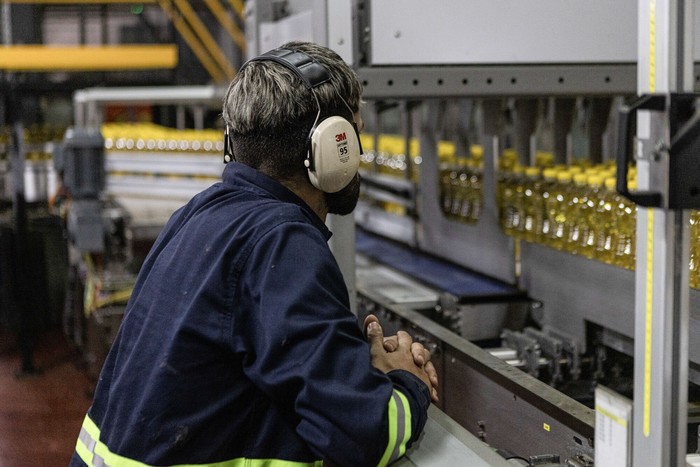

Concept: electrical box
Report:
left=62, top=128, right=105, bottom=199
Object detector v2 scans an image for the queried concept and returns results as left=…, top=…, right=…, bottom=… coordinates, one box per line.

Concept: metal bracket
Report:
left=616, top=92, right=700, bottom=209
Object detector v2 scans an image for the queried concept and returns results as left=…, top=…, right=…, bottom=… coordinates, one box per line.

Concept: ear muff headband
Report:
left=245, top=48, right=332, bottom=89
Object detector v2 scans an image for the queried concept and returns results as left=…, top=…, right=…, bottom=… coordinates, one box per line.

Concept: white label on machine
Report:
left=595, top=385, right=632, bottom=467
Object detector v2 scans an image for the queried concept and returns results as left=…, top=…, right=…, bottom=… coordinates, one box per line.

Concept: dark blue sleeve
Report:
left=237, top=220, right=429, bottom=466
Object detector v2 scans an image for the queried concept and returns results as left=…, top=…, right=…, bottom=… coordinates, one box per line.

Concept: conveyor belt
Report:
left=356, top=228, right=525, bottom=304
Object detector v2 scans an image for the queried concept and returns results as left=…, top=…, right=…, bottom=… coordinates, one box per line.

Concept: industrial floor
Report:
left=0, top=327, right=93, bottom=466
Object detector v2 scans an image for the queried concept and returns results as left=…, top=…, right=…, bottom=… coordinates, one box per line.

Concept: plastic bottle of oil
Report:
left=579, top=174, right=604, bottom=259
left=448, top=165, right=464, bottom=220
left=466, top=158, right=483, bottom=223
left=497, top=152, right=519, bottom=231
left=498, top=166, right=514, bottom=232
left=504, top=165, right=526, bottom=236
left=689, top=210, right=700, bottom=289
left=439, top=163, right=456, bottom=217
left=548, top=171, right=572, bottom=250
left=457, top=162, right=473, bottom=221
left=497, top=166, right=511, bottom=231
left=514, top=166, right=530, bottom=236
left=596, top=177, right=619, bottom=265
left=539, top=168, right=558, bottom=244
left=615, top=180, right=637, bottom=270
left=496, top=148, right=515, bottom=199
left=522, top=167, right=542, bottom=242
left=566, top=173, right=588, bottom=255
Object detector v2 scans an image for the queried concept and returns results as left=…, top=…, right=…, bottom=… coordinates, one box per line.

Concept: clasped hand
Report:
left=364, top=314, right=439, bottom=403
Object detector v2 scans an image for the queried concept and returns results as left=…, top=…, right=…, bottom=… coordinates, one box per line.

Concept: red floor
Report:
left=0, top=327, right=93, bottom=466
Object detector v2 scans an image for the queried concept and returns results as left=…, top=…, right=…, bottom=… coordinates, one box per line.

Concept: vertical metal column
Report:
left=552, top=98, right=575, bottom=165
left=632, top=0, right=693, bottom=465
left=11, top=122, right=37, bottom=375
left=1, top=2, right=11, bottom=46
left=513, top=99, right=537, bottom=166
left=481, top=99, right=503, bottom=227
left=588, top=97, right=612, bottom=164
left=327, top=212, right=356, bottom=315
left=400, top=101, right=415, bottom=184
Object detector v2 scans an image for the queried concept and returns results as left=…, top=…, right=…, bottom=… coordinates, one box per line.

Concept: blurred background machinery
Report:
left=2, top=0, right=700, bottom=465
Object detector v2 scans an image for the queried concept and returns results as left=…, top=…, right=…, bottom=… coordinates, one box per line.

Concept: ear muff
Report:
left=305, top=116, right=361, bottom=193
left=234, top=47, right=363, bottom=192
left=223, top=126, right=235, bottom=163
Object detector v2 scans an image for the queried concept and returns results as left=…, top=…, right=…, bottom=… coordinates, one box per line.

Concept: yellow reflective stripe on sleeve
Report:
left=75, top=431, right=94, bottom=466
left=377, top=389, right=413, bottom=467
left=395, top=390, right=412, bottom=458
left=82, top=413, right=102, bottom=445
left=75, top=414, right=322, bottom=467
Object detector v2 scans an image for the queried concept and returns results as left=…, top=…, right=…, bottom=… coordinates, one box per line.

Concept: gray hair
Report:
left=222, top=41, right=363, bottom=182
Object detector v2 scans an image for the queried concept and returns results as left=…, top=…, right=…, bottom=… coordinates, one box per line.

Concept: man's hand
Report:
left=364, top=314, right=439, bottom=403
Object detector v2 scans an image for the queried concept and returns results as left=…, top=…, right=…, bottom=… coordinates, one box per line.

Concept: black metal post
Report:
left=8, top=97, right=37, bottom=376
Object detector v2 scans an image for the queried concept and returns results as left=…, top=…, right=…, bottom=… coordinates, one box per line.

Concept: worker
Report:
left=70, top=41, right=438, bottom=467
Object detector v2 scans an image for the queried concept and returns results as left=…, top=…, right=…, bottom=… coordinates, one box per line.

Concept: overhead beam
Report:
left=0, top=45, right=177, bottom=71
left=3, top=0, right=154, bottom=3
left=226, top=0, right=244, bottom=23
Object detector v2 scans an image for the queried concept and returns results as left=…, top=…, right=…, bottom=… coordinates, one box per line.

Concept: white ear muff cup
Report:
left=307, top=116, right=361, bottom=193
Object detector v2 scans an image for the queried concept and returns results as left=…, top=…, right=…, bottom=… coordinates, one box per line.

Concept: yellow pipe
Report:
left=203, top=0, right=246, bottom=51
left=227, top=0, right=244, bottom=23
left=173, top=0, right=235, bottom=80
left=0, top=45, right=177, bottom=71
left=156, top=0, right=226, bottom=83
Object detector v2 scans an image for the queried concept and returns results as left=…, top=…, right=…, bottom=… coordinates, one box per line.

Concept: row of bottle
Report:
left=439, top=157, right=483, bottom=224
left=437, top=148, right=556, bottom=225
left=499, top=164, right=700, bottom=288
left=2, top=123, right=235, bottom=156
left=358, top=134, right=462, bottom=217
left=102, top=123, right=225, bottom=154
left=688, top=211, right=700, bottom=290
left=498, top=164, right=637, bottom=269
left=0, top=125, right=67, bottom=161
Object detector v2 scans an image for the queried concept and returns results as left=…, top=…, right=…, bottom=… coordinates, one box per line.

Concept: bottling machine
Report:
left=242, top=2, right=700, bottom=465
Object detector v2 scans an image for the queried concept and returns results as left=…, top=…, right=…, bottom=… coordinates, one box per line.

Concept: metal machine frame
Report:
left=628, top=1, right=695, bottom=465
left=242, top=0, right=700, bottom=464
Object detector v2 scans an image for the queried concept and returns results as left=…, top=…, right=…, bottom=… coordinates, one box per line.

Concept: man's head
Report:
left=222, top=41, right=363, bottom=214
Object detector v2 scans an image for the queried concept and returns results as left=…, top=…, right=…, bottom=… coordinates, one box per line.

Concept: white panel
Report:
left=259, top=10, right=314, bottom=52
left=43, top=10, right=159, bottom=46
left=84, top=15, right=103, bottom=45
left=43, top=14, right=81, bottom=44
left=595, top=386, right=632, bottom=467
left=327, top=0, right=354, bottom=65
left=370, top=0, right=638, bottom=65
